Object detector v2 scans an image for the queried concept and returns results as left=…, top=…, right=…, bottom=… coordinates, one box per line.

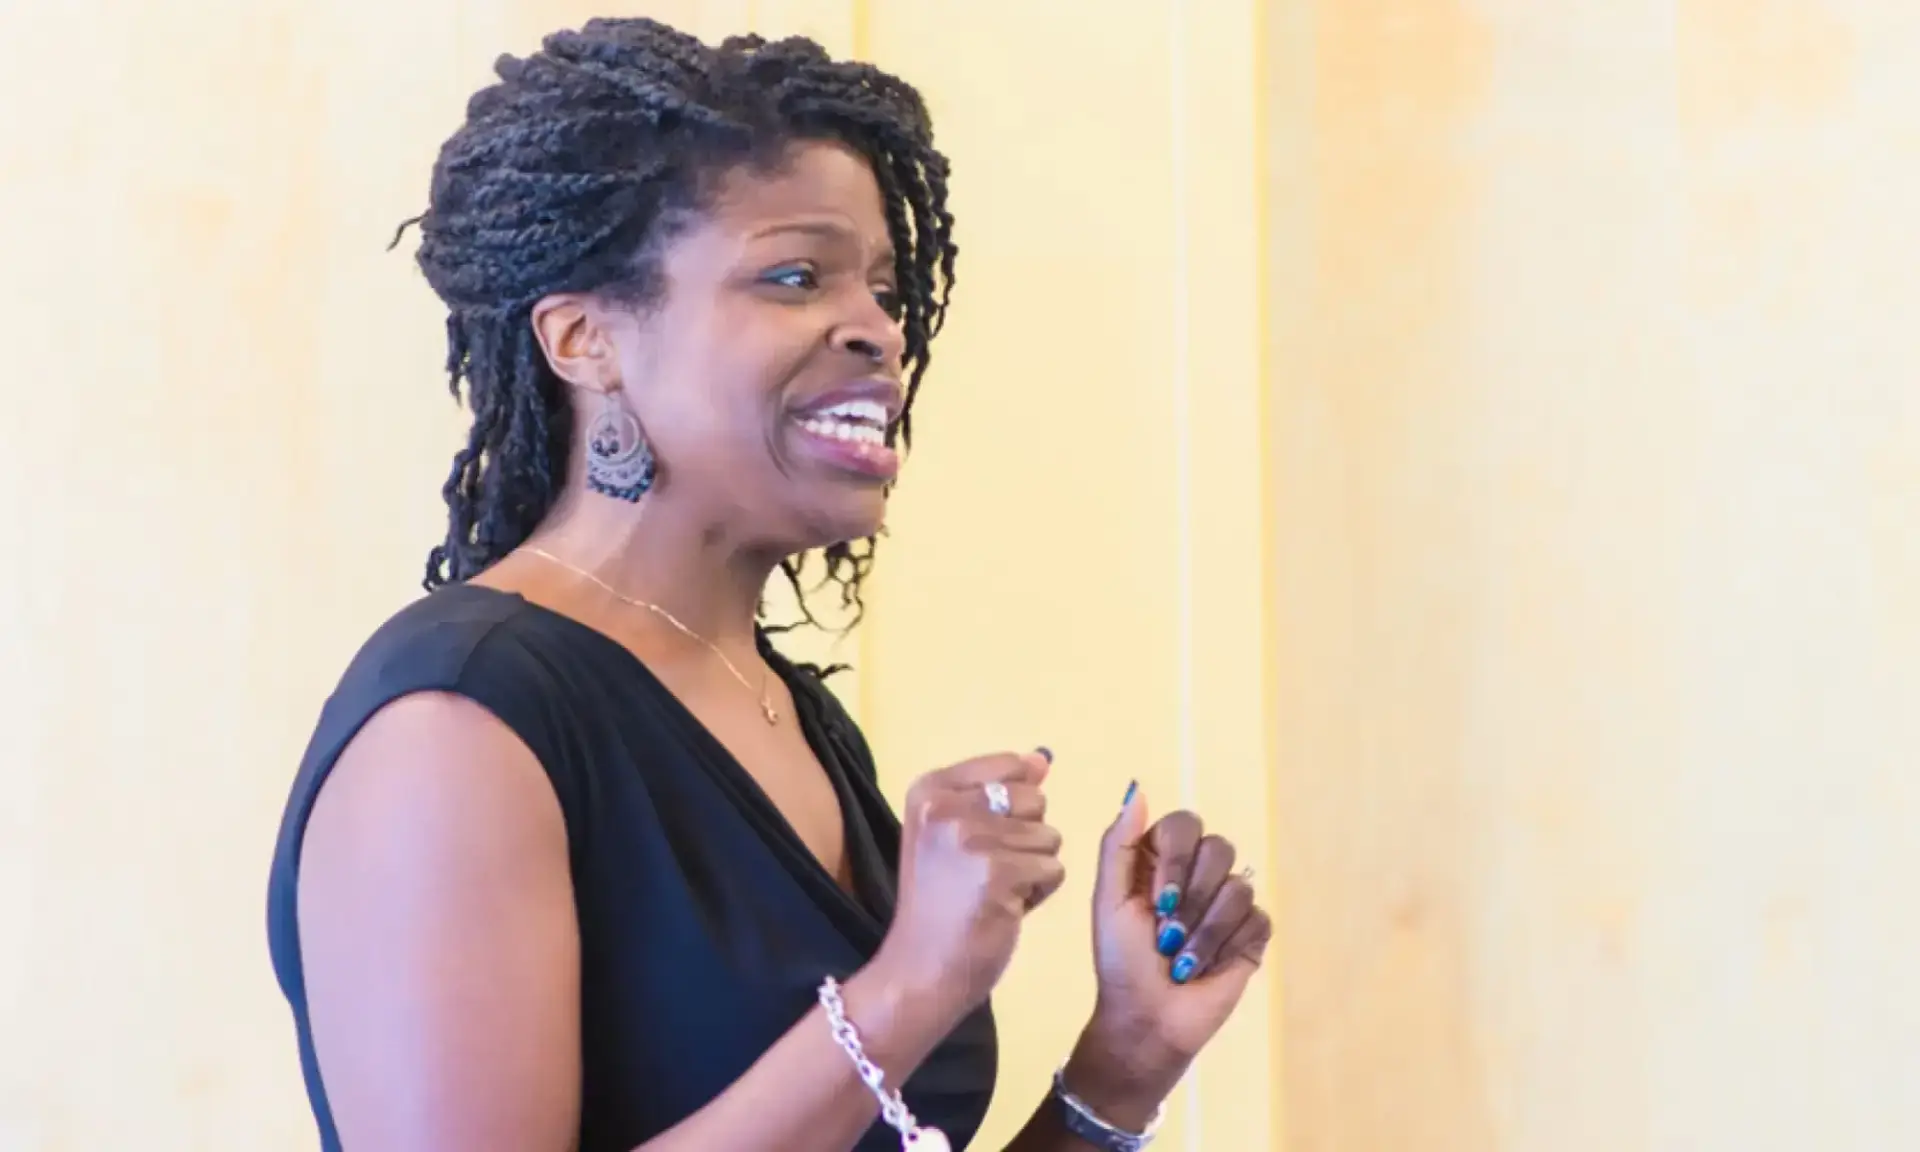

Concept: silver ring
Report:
left=983, top=781, right=1012, bottom=816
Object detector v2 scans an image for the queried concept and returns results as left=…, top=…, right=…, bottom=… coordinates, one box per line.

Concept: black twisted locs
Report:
left=393, top=18, right=956, bottom=642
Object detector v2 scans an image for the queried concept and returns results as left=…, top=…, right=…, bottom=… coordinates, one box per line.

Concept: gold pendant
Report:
left=761, top=699, right=780, bottom=725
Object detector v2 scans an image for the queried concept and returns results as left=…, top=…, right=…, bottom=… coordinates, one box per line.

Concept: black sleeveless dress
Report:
left=264, top=584, right=998, bottom=1151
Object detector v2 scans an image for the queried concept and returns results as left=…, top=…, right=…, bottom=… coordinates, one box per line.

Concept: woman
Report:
left=266, top=18, right=1270, bottom=1152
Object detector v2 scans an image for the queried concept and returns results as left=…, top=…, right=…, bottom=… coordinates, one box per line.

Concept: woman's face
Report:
left=578, top=139, right=909, bottom=555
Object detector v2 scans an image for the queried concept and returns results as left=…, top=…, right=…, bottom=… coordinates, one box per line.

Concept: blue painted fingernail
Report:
left=1122, top=780, right=1137, bottom=808
left=1157, top=920, right=1187, bottom=957
left=1171, top=952, right=1198, bottom=984
left=1036, top=746, right=1054, bottom=764
left=1155, top=884, right=1181, bottom=917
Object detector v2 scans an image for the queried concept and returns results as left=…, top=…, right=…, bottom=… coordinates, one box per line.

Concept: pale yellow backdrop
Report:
left=1, top=2, right=1916, bottom=1152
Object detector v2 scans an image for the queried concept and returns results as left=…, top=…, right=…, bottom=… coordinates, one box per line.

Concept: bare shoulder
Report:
left=297, top=691, right=582, bottom=1151
left=305, top=689, right=562, bottom=853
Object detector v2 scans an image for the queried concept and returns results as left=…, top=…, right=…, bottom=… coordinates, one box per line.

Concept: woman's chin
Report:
left=791, top=490, right=889, bottom=553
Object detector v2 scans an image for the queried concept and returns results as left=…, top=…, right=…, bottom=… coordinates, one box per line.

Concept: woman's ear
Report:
left=530, top=293, right=617, bottom=390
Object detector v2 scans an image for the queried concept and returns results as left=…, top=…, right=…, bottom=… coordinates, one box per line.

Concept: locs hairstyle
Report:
left=393, top=18, right=956, bottom=633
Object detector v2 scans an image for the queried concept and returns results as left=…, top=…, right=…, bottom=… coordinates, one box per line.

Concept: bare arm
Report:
left=297, top=692, right=964, bottom=1152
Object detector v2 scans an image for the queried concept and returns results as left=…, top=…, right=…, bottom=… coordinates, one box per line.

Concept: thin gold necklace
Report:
left=525, top=546, right=779, bottom=725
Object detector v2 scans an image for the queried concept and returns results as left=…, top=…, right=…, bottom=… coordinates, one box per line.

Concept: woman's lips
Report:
left=791, top=412, right=900, bottom=480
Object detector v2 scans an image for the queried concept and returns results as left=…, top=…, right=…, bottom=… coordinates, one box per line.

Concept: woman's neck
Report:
left=523, top=490, right=777, bottom=651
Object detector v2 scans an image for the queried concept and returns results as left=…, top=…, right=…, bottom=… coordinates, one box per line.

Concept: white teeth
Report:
left=797, top=397, right=892, bottom=450
left=799, top=416, right=887, bottom=447
left=816, top=399, right=890, bottom=425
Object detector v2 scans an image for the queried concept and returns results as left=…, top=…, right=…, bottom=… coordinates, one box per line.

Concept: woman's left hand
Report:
left=1060, top=783, right=1273, bottom=1122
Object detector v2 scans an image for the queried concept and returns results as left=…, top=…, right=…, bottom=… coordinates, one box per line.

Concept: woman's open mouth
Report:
left=792, top=398, right=899, bottom=480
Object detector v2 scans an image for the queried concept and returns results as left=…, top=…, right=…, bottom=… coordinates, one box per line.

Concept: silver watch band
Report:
left=1050, top=1062, right=1163, bottom=1151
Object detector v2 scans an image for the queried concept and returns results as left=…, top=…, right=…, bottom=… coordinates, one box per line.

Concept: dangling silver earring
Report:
left=584, top=385, right=655, bottom=503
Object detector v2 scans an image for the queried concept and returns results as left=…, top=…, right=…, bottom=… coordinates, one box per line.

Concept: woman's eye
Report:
left=763, top=265, right=820, bottom=291
left=873, top=286, right=903, bottom=320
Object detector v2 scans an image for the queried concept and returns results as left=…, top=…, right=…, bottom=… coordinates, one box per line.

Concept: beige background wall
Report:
left=1, top=2, right=1915, bottom=1151
left=1264, top=2, right=1920, bottom=1149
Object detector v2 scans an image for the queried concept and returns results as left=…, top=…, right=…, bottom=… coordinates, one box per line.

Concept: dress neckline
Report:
left=453, top=582, right=896, bottom=943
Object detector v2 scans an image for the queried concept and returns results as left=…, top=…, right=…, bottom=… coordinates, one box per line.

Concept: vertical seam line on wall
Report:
left=1170, top=0, right=1200, bottom=1148
left=1170, top=0, right=1196, bottom=831
left=850, top=0, right=870, bottom=58
left=1249, top=0, right=1281, bottom=1143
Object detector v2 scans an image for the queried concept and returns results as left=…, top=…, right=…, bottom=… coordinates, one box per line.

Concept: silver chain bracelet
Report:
left=817, top=976, right=951, bottom=1151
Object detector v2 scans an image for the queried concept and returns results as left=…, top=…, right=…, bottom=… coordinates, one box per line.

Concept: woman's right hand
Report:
left=869, top=750, right=1065, bottom=1026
